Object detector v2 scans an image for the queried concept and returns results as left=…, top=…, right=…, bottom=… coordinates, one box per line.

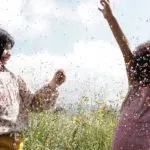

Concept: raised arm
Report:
left=18, top=69, right=66, bottom=112
left=98, top=0, right=133, bottom=84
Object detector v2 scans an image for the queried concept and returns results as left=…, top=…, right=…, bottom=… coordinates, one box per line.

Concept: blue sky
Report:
left=1, top=0, right=150, bottom=106
left=1, top=0, right=150, bottom=55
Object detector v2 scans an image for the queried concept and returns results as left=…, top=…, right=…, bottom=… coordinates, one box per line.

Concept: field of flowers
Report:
left=24, top=103, right=118, bottom=150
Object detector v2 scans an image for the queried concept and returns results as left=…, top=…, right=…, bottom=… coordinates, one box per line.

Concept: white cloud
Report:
left=7, top=40, right=128, bottom=107
left=0, top=0, right=105, bottom=38
left=27, top=0, right=56, bottom=15
left=0, top=0, right=23, bottom=27
left=0, top=0, right=82, bottom=38
left=0, top=0, right=57, bottom=37
left=77, top=0, right=102, bottom=27
left=0, top=0, right=106, bottom=39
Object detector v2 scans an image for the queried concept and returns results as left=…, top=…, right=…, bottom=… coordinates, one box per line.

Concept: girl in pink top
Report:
left=0, top=28, right=66, bottom=149
left=99, top=0, right=150, bottom=149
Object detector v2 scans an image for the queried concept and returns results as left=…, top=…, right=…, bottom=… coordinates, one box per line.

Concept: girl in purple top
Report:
left=98, top=0, right=150, bottom=149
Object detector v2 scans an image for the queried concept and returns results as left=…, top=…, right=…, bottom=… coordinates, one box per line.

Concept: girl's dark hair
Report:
left=0, top=28, right=15, bottom=57
left=130, top=41, right=150, bottom=85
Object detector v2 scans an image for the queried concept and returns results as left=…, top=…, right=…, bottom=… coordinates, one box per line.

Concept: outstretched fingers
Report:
left=100, top=0, right=109, bottom=6
left=98, top=0, right=105, bottom=12
left=98, top=7, right=103, bottom=12
left=100, top=0, right=105, bottom=7
left=98, top=0, right=112, bottom=18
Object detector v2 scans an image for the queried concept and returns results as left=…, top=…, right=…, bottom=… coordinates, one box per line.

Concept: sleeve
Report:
left=17, top=76, right=59, bottom=112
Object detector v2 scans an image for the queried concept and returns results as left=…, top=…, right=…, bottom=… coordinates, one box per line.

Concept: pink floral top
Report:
left=0, top=67, right=59, bottom=135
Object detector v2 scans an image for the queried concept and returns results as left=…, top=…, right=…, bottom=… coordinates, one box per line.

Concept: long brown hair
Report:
left=130, top=41, right=150, bottom=86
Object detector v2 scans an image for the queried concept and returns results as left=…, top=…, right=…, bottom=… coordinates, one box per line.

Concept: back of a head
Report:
left=131, top=41, right=150, bottom=86
left=0, top=28, right=15, bottom=57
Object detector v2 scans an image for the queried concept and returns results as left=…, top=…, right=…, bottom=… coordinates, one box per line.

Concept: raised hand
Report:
left=51, top=69, right=66, bottom=87
left=98, top=0, right=112, bottom=19
left=98, top=0, right=133, bottom=85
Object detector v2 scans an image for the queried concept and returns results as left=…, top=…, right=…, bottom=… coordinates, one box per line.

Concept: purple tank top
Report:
left=112, top=84, right=150, bottom=150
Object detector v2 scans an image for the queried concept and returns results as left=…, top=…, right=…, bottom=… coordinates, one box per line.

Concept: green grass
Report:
left=23, top=105, right=118, bottom=150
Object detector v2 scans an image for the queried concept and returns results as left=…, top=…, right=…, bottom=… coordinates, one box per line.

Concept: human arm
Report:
left=98, top=0, right=133, bottom=84
left=18, top=69, right=66, bottom=112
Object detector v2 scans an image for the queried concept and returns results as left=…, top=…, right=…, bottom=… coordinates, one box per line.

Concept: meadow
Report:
left=23, top=100, right=118, bottom=150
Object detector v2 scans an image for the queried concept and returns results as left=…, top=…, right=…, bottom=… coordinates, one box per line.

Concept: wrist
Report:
left=48, top=80, right=57, bottom=90
left=105, top=12, right=113, bottom=19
